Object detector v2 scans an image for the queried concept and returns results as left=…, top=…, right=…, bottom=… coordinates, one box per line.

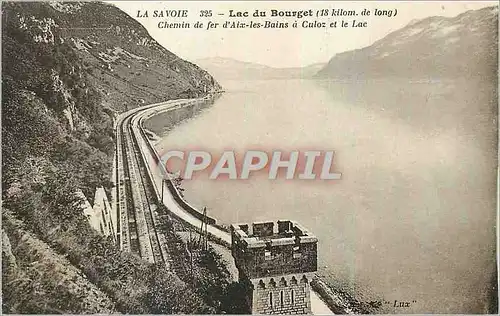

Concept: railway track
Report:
left=114, top=109, right=170, bottom=266
left=112, top=98, right=226, bottom=268
left=129, top=120, right=167, bottom=264
left=132, top=100, right=232, bottom=246
left=115, top=116, right=131, bottom=252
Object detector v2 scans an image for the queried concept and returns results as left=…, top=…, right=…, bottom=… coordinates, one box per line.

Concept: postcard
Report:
left=2, top=1, right=498, bottom=314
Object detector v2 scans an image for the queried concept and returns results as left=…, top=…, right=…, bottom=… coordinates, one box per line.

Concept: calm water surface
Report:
left=147, top=79, right=497, bottom=313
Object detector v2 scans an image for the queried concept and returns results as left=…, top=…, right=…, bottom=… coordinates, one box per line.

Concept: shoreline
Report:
left=142, top=127, right=162, bottom=144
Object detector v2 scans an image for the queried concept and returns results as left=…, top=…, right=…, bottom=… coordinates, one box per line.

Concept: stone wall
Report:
left=231, top=221, right=318, bottom=314
left=251, top=274, right=312, bottom=314
left=234, top=241, right=317, bottom=279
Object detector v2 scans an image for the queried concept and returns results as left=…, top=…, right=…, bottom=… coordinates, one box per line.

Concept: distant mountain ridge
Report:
left=316, top=6, right=498, bottom=79
left=196, top=57, right=325, bottom=81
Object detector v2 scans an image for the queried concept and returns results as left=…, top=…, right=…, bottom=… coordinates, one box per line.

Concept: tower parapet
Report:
left=231, top=220, right=318, bottom=314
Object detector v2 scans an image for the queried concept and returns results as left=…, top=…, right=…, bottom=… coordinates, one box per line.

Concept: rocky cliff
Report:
left=3, top=1, right=221, bottom=113
left=316, top=6, right=498, bottom=80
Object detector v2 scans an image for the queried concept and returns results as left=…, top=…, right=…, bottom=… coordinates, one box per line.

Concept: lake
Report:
left=145, top=78, right=497, bottom=313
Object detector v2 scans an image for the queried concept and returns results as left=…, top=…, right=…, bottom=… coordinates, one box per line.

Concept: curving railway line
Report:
left=114, top=104, right=173, bottom=265
left=112, top=99, right=210, bottom=266
left=110, top=98, right=334, bottom=315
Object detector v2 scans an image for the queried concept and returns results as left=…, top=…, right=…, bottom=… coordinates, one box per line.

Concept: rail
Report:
left=135, top=102, right=218, bottom=225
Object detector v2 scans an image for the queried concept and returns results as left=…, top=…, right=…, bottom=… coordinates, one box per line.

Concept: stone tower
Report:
left=231, top=220, right=318, bottom=314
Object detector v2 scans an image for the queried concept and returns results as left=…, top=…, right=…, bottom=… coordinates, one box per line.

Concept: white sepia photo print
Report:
left=1, top=1, right=498, bottom=315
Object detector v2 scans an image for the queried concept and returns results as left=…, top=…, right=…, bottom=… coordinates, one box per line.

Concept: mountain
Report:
left=3, top=2, right=221, bottom=113
left=196, top=57, right=325, bottom=81
left=315, top=6, right=498, bottom=79
left=2, top=1, right=221, bottom=314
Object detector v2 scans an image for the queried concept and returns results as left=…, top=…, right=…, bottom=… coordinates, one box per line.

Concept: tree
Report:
left=220, top=281, right=251, bottom=314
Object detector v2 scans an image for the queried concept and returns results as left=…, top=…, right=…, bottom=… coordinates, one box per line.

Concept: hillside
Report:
left=196, top=57, right=325, bottom=81
left=4, top=2, right=221, bottom=113
left=316, top=6, right=498, bottom=79
left=2, top=1, right=222, bottom=314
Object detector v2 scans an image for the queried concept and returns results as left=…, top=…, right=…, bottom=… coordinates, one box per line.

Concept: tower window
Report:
left=269, top=292, right=273, bottom=307
left=264, top=249, right=272, bottom=260
left=265, top=242, right=272, bottom=260
left=280, top=290, right=284, bottom=307
left=291, top=289, right=295, bottom=304
left=293, top=245, right=301, bottom=258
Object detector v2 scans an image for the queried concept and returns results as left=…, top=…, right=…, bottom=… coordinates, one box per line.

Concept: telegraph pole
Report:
left=161, top=179, right=165, bottom=201
left=205, top=207, right=208, bottom=250
left=198, top=207, right=208, bottom=250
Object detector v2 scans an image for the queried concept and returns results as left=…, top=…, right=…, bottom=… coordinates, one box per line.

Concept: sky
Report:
left=112, top=1, right=496, bottom=68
